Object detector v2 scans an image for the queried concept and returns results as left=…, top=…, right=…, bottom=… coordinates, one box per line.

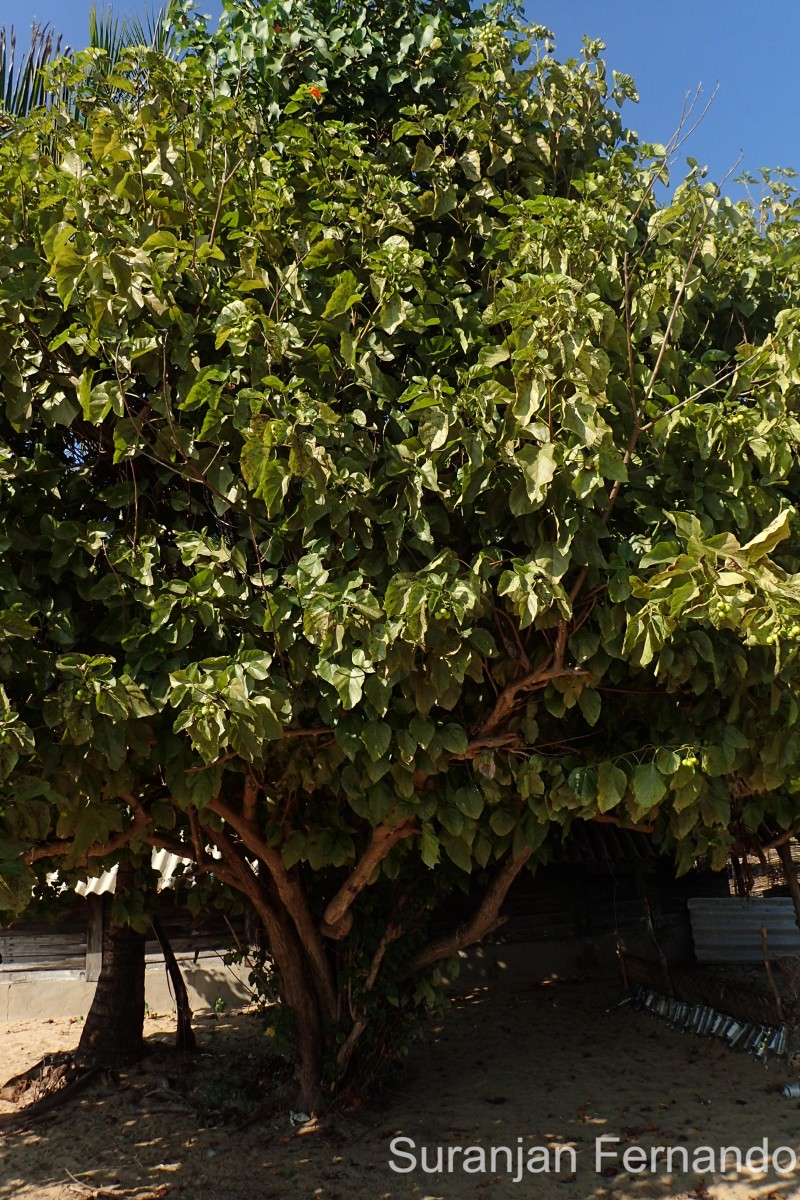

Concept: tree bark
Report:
left=413, top=847, right=532, bottom=971
left=78, top=893, right=146, bottom=1067
left=151, top=915, right=196, bottom=1053
left=207, top=796, right=339, bottom=1024
left=777, top=839, right=800, bottom=935
left=157, top=810, right=536, bottom=1112
left=320, top=820, right=417, bottom=939
left=208, top=827, right=326, bottom=1114
left=263, top=899, right=324, bottom=1115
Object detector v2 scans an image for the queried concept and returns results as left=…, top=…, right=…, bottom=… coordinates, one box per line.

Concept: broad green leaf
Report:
left=597, top=762, right=626, bottom=813
left=742, top=510, right=792, bottom=560
left=363, top=719, right=392, bottom=762
left=323, top=270, right=362, bottom=319
left=577, top=689, right=601, bottom=726
left=420, top=823, right=440, bottom=868
left=305, top=239, right=345, bottom=269
left=453, top=786, right=483, bottom=819
left=632, top=762, right=667, bottom=810
left=438, top=725, right=468, bottom=755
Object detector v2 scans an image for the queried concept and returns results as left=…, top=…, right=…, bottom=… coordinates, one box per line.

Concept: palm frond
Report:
left=88, top=6, right=125, bottom=64
left=89, top=0, right=184, bottom=66
left=125, top=0, right=183, bottom=55
left=0, top=22, right=66, bottom=116
left=0, top=2, right=183, bottom=120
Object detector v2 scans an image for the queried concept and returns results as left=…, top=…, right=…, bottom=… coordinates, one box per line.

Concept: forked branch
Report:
left=206, top=795, right=338, bottom=1023
left=478, top=665, right=590, bottom=738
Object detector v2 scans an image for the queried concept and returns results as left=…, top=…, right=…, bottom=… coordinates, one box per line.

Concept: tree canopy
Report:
left=2, top=0, right=800, bottom=1107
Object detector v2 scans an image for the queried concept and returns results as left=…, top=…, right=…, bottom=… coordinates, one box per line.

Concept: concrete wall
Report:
left=0, top=955, right=253, bottom=1022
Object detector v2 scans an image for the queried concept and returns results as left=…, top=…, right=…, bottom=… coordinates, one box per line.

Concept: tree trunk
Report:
left=78, top=893, right=146, bottom=1067
left=250, top=888, right=325, bottom=1113
left=151, top=915, right=196, bottom=1053
left=777, top=839, right=800, bottom=934
left=205, top=827, right=328, bottom=1114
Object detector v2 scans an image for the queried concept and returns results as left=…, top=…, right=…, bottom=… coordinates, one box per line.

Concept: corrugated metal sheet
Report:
left=74, top=848, right=188, bottom=898
left=689, top=897, right=800, bottom=963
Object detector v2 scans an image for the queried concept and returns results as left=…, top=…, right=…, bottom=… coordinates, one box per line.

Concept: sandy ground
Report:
left=2, top=969, right=800, bottom=1200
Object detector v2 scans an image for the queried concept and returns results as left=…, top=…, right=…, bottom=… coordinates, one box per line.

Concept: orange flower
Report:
left=309, top=87, right=322, bottom=101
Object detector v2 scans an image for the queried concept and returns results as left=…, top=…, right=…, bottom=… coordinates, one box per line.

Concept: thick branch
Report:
left=206, top=796, right=338, bottom=1024
left=143, top=832, right=195, bottom=860
left=242, top=777, right=258, bottom=824
left=25, top=809, right=150, bottom=866
left=458, top=732, right=524, bottom=759
left=478, top=666, right=590, bottom=738
left=321, top=820, right=418, bottom=939
left=208, top=825, right=325, bottom=1110
left=762, top=826, right=800, bottom=852
left=206, top=825, right=264, bottom=905
left=413, top=847, right=533, bottom=972
left=187, top=807, right=208, bottom=867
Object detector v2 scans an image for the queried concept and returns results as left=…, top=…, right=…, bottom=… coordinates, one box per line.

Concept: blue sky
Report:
left=532, top=0, right=800, bottom=200
left=7, top=0, right=800, bottom=198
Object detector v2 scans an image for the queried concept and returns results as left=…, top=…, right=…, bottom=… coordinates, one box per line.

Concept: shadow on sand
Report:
left=1, top=966, right=800, bottom=1200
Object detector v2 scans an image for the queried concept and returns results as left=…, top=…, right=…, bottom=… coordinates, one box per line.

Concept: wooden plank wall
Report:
left=0, top=897, right=246, bottom=980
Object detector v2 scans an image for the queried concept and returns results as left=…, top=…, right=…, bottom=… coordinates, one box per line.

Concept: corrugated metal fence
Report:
left=689, top=897, right=800, bottom=963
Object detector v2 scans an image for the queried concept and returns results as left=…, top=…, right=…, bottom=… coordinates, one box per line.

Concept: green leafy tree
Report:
left=3, top=2, right=800, bottom=1108
left=182, top=0, right=488, bottom=121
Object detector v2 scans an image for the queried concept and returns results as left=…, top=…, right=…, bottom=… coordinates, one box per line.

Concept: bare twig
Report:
left=335, top=924, right=404, bottom=1074
left=761, top=924, right=785, bottom=1023
left=637, top=345, right=767, bottom=433
left=208, top=149, right=247, bottom=248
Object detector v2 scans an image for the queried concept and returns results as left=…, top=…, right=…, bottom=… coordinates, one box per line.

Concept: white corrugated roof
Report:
left=73, top=848, right=192, bottom=897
